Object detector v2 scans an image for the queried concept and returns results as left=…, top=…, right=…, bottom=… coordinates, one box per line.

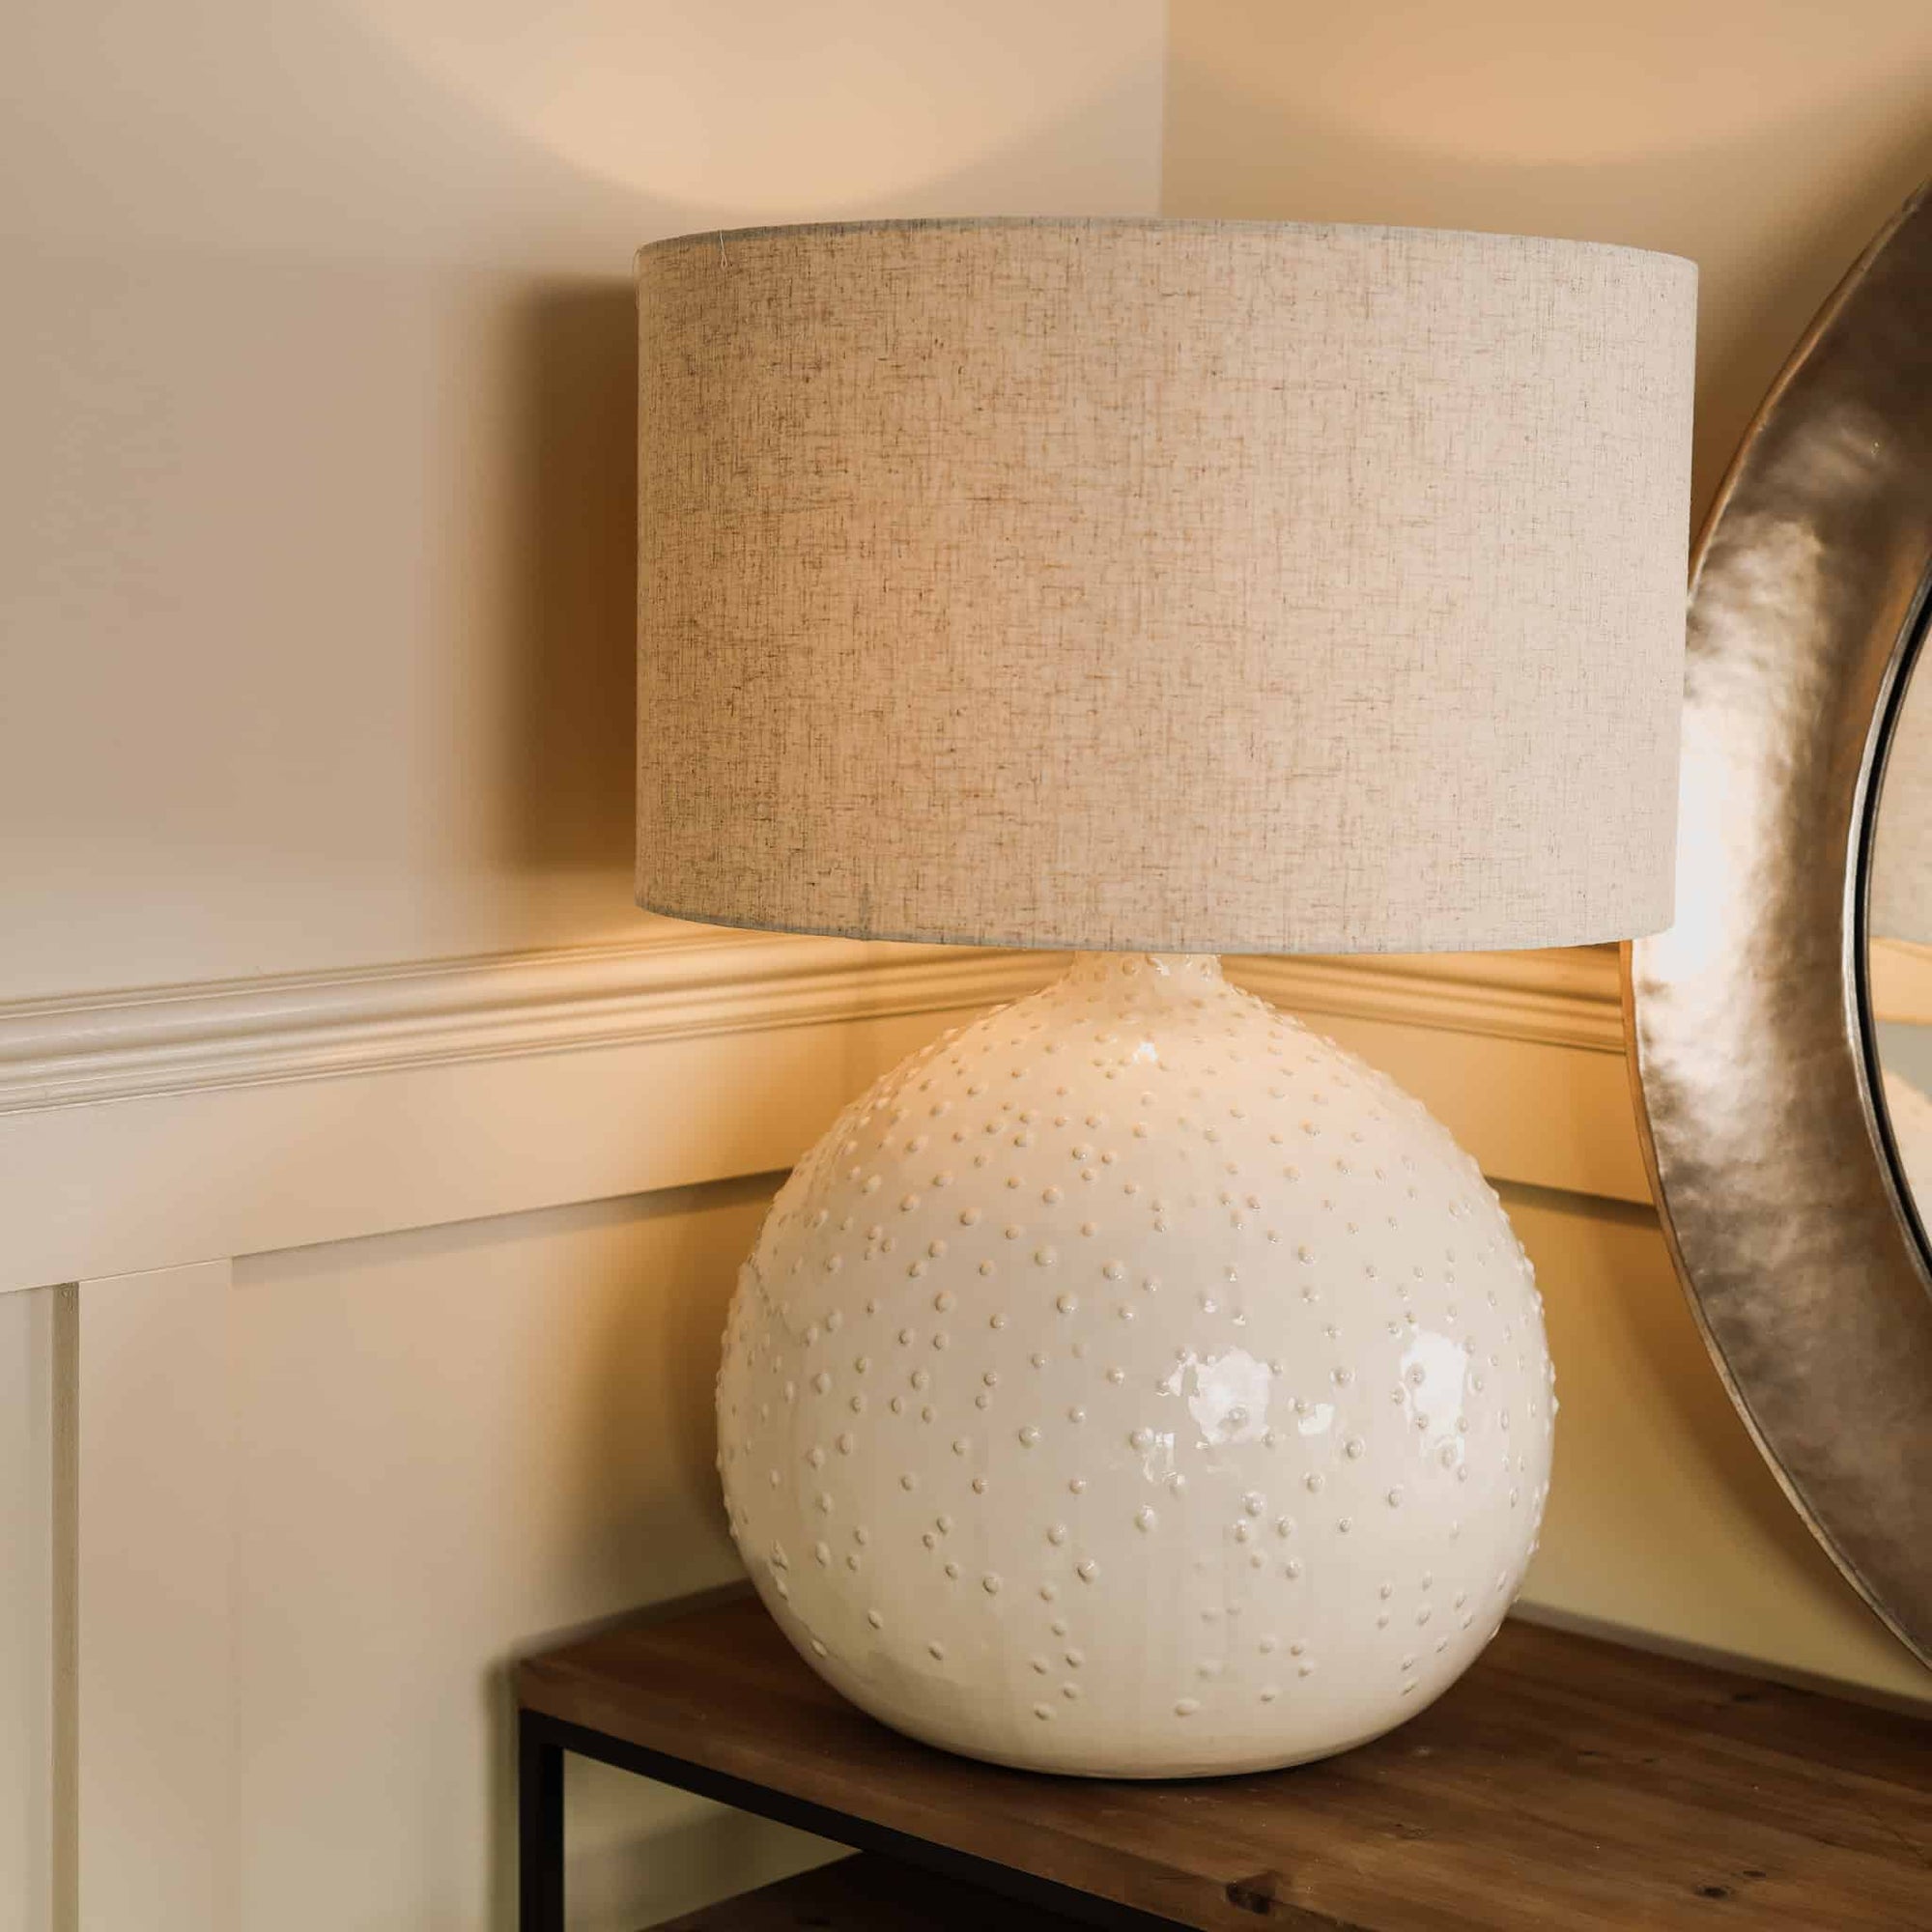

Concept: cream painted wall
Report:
left=0, top=0, right=1165, bottom=1003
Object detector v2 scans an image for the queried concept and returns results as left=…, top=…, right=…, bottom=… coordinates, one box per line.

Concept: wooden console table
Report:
left=515, top=1595, right=1930, bottom=1929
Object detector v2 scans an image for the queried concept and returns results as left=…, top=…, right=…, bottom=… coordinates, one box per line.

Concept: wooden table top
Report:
left=518, top=1596, right=1932, bottom=1931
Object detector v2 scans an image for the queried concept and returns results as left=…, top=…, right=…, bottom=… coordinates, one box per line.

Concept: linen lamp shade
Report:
left=636, top=217, right=1696, bottom=954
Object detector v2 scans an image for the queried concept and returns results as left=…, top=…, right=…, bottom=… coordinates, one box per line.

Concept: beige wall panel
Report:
left=0, top=1286, right=63, bottom=1932
left=75, top=1262, right=236, bottom=1932
left=1511, top=1189, right=1929, bottom=1706
left=227, top=1180, right=832, bottom=1932
left=0, top=973, right=1013, bottom=1296
left=1286, top=1011, right=1651, bottom=1207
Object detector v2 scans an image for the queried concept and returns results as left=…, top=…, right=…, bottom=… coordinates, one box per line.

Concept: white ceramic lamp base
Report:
left=717, top=953, right=1552, bottom=1776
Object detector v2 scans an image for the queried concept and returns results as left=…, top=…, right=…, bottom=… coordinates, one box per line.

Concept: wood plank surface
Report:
left=520, top=1598, right=1932, bottom=1931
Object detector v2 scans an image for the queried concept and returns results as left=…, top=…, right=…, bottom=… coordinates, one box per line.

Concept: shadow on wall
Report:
left=495, top=59, right=1169, bottom=888
left=477, top=1174, right=785, bottom=1930
left=1507, top=1181, right=1925, bottom=1695
left=504, top=283, right=639, bottom=872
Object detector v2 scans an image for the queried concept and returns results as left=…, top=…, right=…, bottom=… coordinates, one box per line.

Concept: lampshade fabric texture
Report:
left=636, top=217, right=1696, bottom=954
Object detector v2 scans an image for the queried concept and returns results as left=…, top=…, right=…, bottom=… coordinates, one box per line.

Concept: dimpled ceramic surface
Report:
left=716, top=954, right=1552, bottom=1776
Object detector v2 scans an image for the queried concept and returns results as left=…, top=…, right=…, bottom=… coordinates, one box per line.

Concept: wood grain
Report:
left=520, top=1597, right=1932, bottom=1931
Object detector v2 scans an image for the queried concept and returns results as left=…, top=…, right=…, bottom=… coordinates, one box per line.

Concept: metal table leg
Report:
left=519, top=1712, right=565, bottom=1932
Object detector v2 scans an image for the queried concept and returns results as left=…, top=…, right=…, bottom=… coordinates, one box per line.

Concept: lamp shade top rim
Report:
left=635, top=213, right=1697, bottom=278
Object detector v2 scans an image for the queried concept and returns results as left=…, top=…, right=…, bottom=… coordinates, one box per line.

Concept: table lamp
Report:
left=637, top=218, right=1695, bottom=1776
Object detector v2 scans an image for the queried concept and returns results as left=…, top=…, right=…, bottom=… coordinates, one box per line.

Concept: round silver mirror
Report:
left=1629, top=182, right=1932, bottom=1669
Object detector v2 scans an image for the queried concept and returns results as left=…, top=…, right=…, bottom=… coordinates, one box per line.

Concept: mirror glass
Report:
left=1868, top=620, right=1932, bottom=1236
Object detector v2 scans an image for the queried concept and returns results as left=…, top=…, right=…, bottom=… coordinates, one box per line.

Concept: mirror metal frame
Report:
left=1627, top=181, right=1932, bottom=1669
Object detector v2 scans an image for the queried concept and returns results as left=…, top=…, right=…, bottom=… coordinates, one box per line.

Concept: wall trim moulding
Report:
left=0, top=927, right=1054, bottom=1116
left=1235, top=946, right=1624, bottom=1058
left=0, top=932, right=1623, bottom=1118
left=0, top=935, right=1638, bottom=1298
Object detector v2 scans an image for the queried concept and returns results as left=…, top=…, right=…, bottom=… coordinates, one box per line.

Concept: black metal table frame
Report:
left=518, top=1706, right=1182, bottom=1931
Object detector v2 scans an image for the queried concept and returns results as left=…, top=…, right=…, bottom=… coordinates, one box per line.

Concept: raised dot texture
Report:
left=719, top=952, right=1549, bottom=1777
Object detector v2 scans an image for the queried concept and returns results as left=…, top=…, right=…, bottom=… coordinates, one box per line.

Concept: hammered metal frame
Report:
left=1626, top=183, right=1932, bottom=1668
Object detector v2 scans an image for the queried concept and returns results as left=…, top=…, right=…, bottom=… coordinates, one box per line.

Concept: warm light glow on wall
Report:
left=1272, top=0, right=1932, bottom=165
left=348, top=0, right=1164, bottom=214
